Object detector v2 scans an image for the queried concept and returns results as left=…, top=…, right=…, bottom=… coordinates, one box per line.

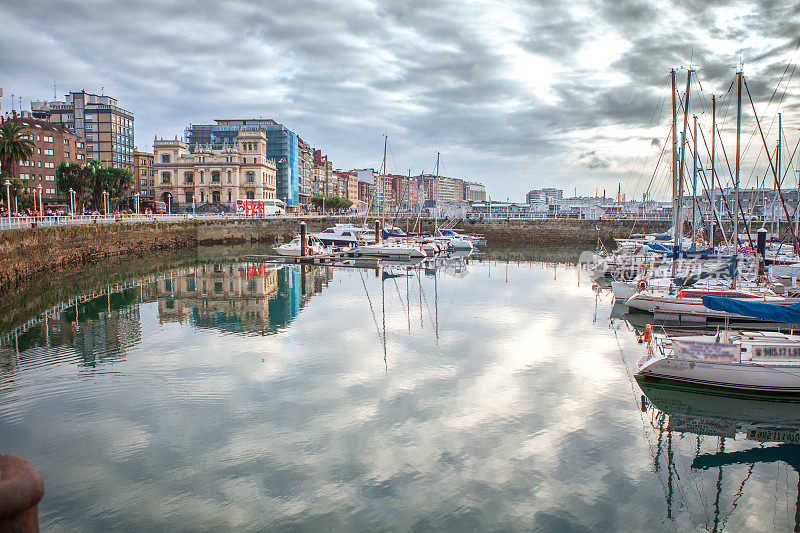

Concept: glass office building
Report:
left=185, top=119, right=299, bottom=205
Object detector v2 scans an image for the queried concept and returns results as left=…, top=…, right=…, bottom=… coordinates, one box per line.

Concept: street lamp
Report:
left=4, top=179, right=10, bottom=224
left=134, top=192, right=140, bottom=215
left=36, top=184, right=42, bottom=220
left=166, top=192, right=171, bottom=214
left=68, top=188, right=75, bottom=216
left=102, top=190, right=109, bottom=216
left=192, top=194, right=196, bottom=216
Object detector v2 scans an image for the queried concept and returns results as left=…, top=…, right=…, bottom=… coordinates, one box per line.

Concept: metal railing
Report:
left=0, top=212, right=371, bottom=231
left=0, top=210, right=678, bottom=231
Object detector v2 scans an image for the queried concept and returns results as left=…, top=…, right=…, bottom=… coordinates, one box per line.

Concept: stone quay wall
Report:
left=0, top=217, right=671, bottom=288
left=0, top=221, right=197, bottom=290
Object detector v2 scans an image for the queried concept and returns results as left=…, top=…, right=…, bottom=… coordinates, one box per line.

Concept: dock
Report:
left=244, top=252, right=426, bottom=267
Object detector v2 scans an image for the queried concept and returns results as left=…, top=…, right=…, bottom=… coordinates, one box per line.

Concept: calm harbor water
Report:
left=1, top=245, right=799, bottom=532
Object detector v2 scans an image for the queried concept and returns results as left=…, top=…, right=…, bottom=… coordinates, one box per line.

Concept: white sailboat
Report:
left=636, top=295, right=800, bottom=393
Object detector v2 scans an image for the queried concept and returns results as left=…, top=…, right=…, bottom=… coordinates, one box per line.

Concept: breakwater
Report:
left=0, top=217, right=670, bottom=288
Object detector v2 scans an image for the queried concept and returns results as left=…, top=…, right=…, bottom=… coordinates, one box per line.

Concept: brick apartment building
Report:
left=1, top=111, right=87, bottom=204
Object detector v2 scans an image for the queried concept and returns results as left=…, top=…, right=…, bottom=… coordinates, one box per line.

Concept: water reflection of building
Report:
left=156, top=263, right=333, bottom=335
left=1, top=289, right=143, bottom=369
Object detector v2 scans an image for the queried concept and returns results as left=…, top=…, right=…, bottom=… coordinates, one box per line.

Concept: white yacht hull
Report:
left=637, top=356, right=800, bottom=393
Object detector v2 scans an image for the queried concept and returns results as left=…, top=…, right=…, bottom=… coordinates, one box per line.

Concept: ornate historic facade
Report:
left=153, top=130, right=276, bottom=210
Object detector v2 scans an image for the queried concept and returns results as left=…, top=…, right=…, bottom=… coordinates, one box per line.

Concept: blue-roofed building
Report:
left=185, top=118, right=300, bottom=205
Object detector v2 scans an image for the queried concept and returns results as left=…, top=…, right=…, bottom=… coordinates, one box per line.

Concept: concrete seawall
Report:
left=0, top=217, right=671, bottom=288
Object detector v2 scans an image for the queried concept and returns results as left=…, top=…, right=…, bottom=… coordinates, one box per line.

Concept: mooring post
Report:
left=757, top=227, right=767, bottom=276
left=0, top=454, right=44, bottom=533
left=300, top=222, right=307, bottom=257
left=375, top=219, right=381, bottom=243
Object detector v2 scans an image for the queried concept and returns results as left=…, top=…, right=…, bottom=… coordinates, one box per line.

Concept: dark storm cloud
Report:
left=0, top=0, right=798, bottom=199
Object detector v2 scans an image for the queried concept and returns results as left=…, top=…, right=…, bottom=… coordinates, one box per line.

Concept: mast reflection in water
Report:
left=639, top=375, right=800, bottom=531
left=7, top=247, right=799, bottom=531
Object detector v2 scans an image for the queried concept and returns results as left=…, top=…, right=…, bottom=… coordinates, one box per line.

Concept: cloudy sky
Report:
left=1, top=0, right=799, bottom=201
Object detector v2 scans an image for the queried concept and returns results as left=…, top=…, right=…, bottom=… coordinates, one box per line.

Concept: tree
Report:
left=57, top=161, right=133, bottom=212
left=0, top=170, right=33, bottom=212
left=57, top=162, right=93, bottom=212
left=310, top=195, right=352, bottom=212
left=0, top=122, right=34, bottom=176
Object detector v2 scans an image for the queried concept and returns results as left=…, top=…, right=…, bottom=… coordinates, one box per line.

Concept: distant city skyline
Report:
left=2, top=0, right=798, bottom=202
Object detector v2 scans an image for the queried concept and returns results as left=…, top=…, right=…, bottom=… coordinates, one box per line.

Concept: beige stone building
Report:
left=133, top=150, right=154, bottom=198
left=153, top=130, right=276, bottom=210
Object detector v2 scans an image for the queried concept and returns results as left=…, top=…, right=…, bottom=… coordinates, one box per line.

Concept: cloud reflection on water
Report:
left=1, top=254, right=794, bottom=530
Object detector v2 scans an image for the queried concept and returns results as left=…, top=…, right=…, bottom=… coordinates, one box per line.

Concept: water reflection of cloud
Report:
left=4, top=258, right=794, bottom=530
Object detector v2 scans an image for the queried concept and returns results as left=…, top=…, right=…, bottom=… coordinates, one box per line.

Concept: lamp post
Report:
left=166, top=193, right=171, bottom=214
left=36, top=184, right=42, bottom=221
left=5, top=179, right=10, bottom=224
left=134, top=192, right=140, bottom=215
left=68, top=188, right=75, bottom=216
left=102, top=190, right=109, bottom=216
left=192, top=195, right=196, bottom=216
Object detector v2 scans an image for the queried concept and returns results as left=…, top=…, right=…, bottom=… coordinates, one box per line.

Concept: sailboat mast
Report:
left=692, top=114, right=698, bottom=246
left=677, top=69, right=692, bottom=252
left=735, top=71, right=742, bottom=250
left=671, top=69, right=679, bottom=278
left=710, top=95, right=716, bottom=249
left=382, top=134, right=388, bottom=221
left=434, top=151, right=440, bottom=233
left=777, top=113, right=782, bottom=238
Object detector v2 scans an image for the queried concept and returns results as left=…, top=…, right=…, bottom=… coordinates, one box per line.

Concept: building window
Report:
left=227, top=170, right=231, bottom=183
left=77, top=154, right=84, bottom=160
left=140, top=178, right=147, bottom=186
left=228, top=190, right=232, bottom=202
left=161, top=154, right=170, bottom=163
left=185, top=192, right=193, bottom=203
left=44, top=149, right=53, bottom=155
left=161, top=172, right=171, bottom=184
left=199, top=171, right=204, bottom=183
left=212, top=191, right=221, bottom=203
left=246, top=190, right=255, bottom=199
left=64, top=151, right=70, bottom=158
left=44, top=162, right=54, bottom=168
left=63, top=139, right=69, bottom=145
left=76, top=142, right=83, bottom=148
left=212, top=171, right=220, bottom=182
left=246, top=171, right=255, bottom=183
left=184, top=172, right=194, bottom=184
left=43, top=136, right=53, bottom=142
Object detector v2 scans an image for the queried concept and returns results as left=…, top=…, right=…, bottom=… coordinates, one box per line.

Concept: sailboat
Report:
left=636, top=295, right=800, bottom=393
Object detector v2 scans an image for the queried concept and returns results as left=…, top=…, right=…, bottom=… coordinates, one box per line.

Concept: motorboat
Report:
left=354, top=241, right=427, bottom=260
left=310, top=224, right=375, bottom=247
left=275, top=235, right=330, bottom=257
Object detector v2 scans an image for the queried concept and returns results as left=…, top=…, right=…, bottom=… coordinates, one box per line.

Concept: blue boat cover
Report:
left=674, top=256, right=738, bottom=287
left=702, top=295, right=800, bottom=324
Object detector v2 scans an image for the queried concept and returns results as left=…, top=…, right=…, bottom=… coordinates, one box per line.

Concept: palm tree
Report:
left=0, top=122, right=34, bottom=176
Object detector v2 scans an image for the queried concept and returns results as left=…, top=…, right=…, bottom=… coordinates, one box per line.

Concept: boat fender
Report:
left=644, top=324, right=651, bottom=342
left=637, top=279, right=647, bottom=292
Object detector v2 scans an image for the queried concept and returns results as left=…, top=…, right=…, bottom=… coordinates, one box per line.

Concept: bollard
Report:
left=300, top=222, right=307, bottom=257
left=0, top=454, right=45, bottom=533
left=375, top=219, right=381, bottom=243
left=757, top=227, right=767, bottom=276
